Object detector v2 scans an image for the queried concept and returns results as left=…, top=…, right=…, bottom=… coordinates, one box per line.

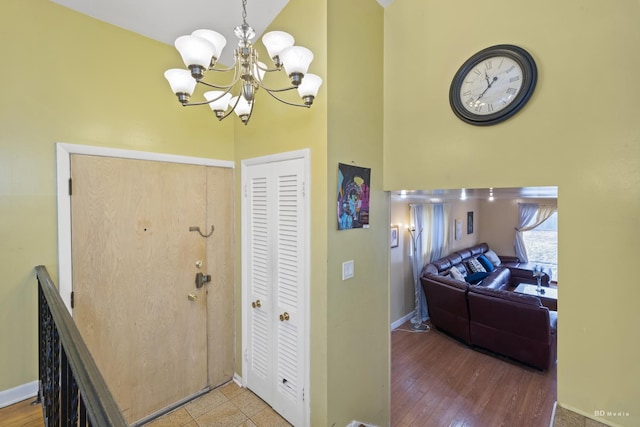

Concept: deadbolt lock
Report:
left=195, top=272, right=212, bottom=289
left=188, top=292, right=198, bottom=302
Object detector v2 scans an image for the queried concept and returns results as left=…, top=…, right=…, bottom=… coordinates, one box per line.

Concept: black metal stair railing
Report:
left=36, top=265, right=127, bottom=427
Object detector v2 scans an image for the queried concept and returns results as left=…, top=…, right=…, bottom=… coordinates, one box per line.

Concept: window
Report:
left=523, top=212, right=558, bottom=281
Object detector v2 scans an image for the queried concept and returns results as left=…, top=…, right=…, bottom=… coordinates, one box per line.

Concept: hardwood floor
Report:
left=392, top=321, right=556, bottom=427
left=1, top=323, right=556, bottom=427
left=0, top=398, right=43, bottom=427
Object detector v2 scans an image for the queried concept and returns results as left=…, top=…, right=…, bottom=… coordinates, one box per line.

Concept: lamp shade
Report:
left=253, top=61, right=267, bottom=82
left=280, top=46, right=314, bottom=76
left=164, top=69, right=197, bottom=95
left=230, top=96, right=252, bottom=116
left=262, top=31, right=294, bottom=60
left=191, top=29, right=227, bottom=61
left=175, top=35, right=215, bottom=68
left=297, top=73, right=322, bottom=98
left=204, top=91, right=232, bottom=111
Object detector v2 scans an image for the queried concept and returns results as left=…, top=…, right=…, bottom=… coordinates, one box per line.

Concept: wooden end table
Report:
left=513, top=283, right=557, bottom=311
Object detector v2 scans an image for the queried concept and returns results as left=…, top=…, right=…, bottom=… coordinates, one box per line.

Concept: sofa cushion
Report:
left=477, top=254, right=496, bottom=272
left=465, top=271, right=489, bottom=284
left=449, top=266, right=466, bottom=281
left=484, top=249, right=502, bottom=266
left=469, top=285, right=542, bottom=307
left=467, top=258, right=486, bottom=273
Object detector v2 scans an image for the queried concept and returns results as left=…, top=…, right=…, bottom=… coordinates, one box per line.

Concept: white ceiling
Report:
left=50, top=0, right=394, bottom=65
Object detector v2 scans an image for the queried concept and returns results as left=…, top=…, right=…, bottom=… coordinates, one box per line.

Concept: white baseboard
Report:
left=233, top=373, right=244, bottom=388
left=0, top=381, right=38, bottom=409
left=391, top=311, right=415, bottom=330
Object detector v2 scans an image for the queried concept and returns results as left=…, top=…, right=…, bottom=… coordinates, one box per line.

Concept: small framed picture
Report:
left=467, top=211, right=474, bottom=234
left=390, top=226, right=399, bottom=248
left=455, top=219, right=462, bottom=241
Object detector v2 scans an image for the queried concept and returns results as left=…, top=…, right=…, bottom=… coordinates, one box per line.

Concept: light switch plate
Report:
left=342, top=260, right=354, bottom=280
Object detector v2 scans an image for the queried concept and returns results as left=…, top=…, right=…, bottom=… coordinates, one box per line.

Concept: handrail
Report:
left=35, top=265, right=128, bottom=427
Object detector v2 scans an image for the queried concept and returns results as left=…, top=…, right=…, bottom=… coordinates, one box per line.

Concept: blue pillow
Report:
left=477, top=254, right=496, bottom=272
left=465, top=271, right=489, bottom=284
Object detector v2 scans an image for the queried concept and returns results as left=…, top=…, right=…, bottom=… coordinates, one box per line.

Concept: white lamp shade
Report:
left=280, top=46, right=314, bottom=75
left=191, top=29, right=227, bottom=61
left=175, top=35, right=215, bottom=68
left=253, top=61, right=267, bottom=82
left=203, top=91, right=232, bottom=111
left=230, top=96, right=252, bottom=116
left=262, top=31, right=294, bottom=59
left=297, top=73, right=322, bottom=98
left=164, top=69, right=197, bottom=95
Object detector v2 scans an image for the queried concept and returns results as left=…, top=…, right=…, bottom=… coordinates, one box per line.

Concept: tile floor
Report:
left=146, top=381, right=292, bottom=427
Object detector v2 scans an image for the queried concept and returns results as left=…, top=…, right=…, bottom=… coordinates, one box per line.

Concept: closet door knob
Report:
left=252, top=300, right=262, bottom=308
left=279, top=312, right=290, bottom=321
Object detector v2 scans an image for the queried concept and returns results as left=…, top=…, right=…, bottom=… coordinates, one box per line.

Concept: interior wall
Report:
left=326, top=1, right=388, bottom=425
left=0, top=0, right=234, bottom=397
left=232, top=0, right=330, bottom=424
left=477, top=197, right=558, bottom=257
left=389, top=197, right=412, bottom=325
left=383, top=1, right=640, bottom=425
left=449, top=199, right=481, bottom=253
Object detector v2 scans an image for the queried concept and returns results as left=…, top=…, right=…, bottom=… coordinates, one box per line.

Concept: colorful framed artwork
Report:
left=337, top=163, right=371, bottom=230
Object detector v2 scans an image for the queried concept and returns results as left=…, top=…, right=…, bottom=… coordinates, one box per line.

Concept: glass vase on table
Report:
left=533, top=265, right=545, bottom=294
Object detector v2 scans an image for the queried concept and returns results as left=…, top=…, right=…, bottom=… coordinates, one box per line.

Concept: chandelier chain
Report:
left=241, top=0, right=248, bottom=26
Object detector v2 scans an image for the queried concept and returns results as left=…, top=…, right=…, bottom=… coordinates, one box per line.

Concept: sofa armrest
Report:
left=498, top=255, right=520, bottom=264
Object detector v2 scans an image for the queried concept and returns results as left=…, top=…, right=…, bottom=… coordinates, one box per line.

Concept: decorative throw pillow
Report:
left=484, top=249, right=501, bottom=266
left=449, top=266, right=465, bottom=281
left=467, top=258, right=487, bottom=273
left=465, top=271, right=489, bottom=284
left=477, top=254, right=496, bottom=272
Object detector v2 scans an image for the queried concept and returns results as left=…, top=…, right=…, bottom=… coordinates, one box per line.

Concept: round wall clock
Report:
left=449, top=44, right=537, bottom=126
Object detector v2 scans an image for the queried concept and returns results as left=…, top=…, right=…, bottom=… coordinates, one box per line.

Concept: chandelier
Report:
left=164, top=0, right=322, bottom=125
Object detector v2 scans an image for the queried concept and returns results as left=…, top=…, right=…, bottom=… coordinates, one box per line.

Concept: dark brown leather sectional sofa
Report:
left=420, top=243, right=557, bottom=370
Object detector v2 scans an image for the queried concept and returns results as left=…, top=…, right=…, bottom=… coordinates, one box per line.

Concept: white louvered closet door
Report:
left=245, top=157, right=306, bottom=427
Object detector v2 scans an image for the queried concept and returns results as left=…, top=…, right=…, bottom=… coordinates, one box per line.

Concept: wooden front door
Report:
left=70, top=154, right=230, bottom=423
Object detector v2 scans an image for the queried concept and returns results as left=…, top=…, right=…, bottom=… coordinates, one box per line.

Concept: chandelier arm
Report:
left=198, top=81, right=237, bottom=90
left=255, top=63, right=283, bottom=73
left=263, top=88, right=311, bottom=108
left=208, top=64, right=237, bottom=72
left=255, top=80, right=298, bottom=93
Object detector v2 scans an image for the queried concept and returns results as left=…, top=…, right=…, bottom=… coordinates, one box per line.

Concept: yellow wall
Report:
left=0, top=0, right=233, bottom=394
left=234, top=1, right=387, bottom=425
left=326, top=1, right=387, bottom=425
left=384, top=1, right=640, bottom=425
left=232, top=0, right=330, bottom=424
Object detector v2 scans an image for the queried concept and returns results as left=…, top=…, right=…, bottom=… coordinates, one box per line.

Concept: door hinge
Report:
left=68, top=178, right=72, bottom=196
left=245, top=349, right=248, bottom=361
left=302, top=181, right=305, bottom=197
left=302, top=388, right=305, bottom=401
left=70, top=291, right=75, bottom=309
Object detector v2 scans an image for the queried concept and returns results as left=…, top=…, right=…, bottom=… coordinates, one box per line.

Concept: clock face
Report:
left=449, top=45, right=537, bottom=126
left=459, top=56, right=523, bottom=116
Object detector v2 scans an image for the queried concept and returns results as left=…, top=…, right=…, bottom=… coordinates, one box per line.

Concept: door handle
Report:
left=279, top=312, right=290, bottom=322
left=195, top=272, right=212, bottom=289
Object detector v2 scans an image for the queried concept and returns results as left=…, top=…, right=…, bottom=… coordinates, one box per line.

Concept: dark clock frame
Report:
left=449, top=44, right=537, bottom=126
